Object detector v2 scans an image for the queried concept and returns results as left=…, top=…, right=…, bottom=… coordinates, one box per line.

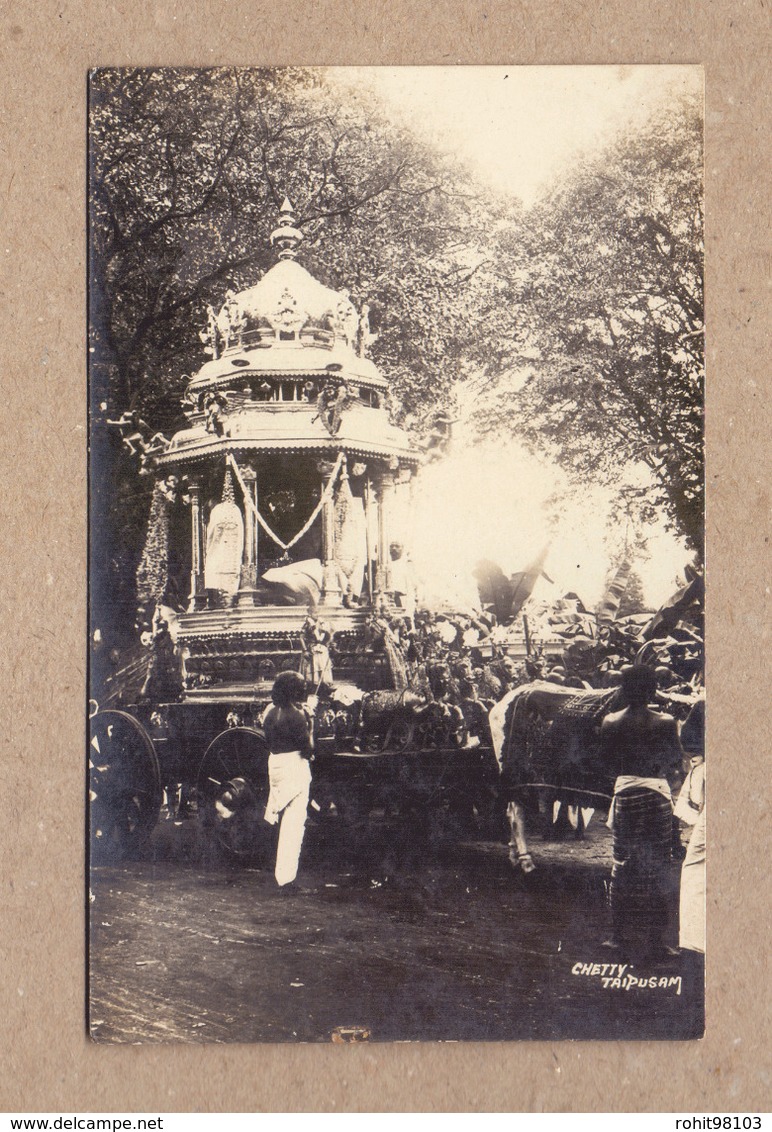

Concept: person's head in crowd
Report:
left=546, top=668, right=566, bottom=685
left=655, top=665, right=674, bottom=688
left=620, top=665, right=657, bottom=708
left=271, top=670, right=307, bottom=708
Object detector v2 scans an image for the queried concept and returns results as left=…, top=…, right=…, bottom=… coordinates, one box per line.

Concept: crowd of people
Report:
left=324, top=596, right=705, bottom=963
left=112, top=580, right=706, bottom=962
left=354, top=596, right=703, bottom=719
left=260, top=628, right=704, bottom=970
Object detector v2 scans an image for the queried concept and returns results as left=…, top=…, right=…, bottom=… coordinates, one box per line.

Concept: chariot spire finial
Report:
left=270, top=197, right=303, bottom=261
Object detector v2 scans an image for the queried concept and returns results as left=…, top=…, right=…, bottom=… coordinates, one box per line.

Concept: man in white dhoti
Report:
left=298, top=614, right=334, bottom=688
left=679, top=801, right=706, bottom=953
left=674, top=699, right=705, bottom=953
left=261, top=671, right=315, bottom=889
left=674, top=704, right=705, bottom=1027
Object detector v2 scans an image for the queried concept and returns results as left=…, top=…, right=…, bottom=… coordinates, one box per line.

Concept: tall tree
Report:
left=89, top=67, right=490, bottom=429
left=474, top=89, right=704, bottom=554
left=617, top=570, right=649, bottom=618
left=88, top=68, right=495, bottom=638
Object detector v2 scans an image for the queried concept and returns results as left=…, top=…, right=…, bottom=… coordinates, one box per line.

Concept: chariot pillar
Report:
left=375, top=468, right=397, bottom=599
left=318, top=457, right=342, bottom=606
left=187, top=475, right=205, bottom=612
left=236, top=463, right=259, bottom=607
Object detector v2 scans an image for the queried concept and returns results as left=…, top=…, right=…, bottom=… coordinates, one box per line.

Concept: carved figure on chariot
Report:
left=107, top=198, right=492, bottom=741
left=117, top=203, right=406, bottom=694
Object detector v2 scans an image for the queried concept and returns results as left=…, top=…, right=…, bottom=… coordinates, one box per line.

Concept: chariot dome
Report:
left=152, top=198, right=421, bottom=698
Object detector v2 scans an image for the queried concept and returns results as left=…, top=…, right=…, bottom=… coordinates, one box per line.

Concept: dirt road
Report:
left=89, top=812, right=703, bottom=1044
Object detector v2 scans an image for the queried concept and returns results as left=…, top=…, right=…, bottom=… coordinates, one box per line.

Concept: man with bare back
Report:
left=600, top=665, right=685, bottom=958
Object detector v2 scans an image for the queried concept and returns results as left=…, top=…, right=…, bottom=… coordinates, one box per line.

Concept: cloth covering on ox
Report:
left=496, top=683, right=622, bottom=796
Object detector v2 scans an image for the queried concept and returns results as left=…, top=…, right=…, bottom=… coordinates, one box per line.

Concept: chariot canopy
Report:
left=141, top=199, right=422, bottom=699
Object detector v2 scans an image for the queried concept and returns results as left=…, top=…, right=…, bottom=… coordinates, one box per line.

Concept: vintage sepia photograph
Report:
left=87, top=65, right=705, bottom=1043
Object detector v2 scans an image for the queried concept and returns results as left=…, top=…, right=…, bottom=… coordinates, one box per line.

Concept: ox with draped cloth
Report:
left=491, top=674, right=685, bottom=954
left=489, top=681, right=623, bottom=873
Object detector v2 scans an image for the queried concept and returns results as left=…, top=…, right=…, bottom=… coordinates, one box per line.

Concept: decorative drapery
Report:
left=204, top=469, right=244, bottom=597
left=333, top=463, right=367, bottom=595
left=227, top=450, right=345, bottom=553
left=136, top=480, right=171, bottom=605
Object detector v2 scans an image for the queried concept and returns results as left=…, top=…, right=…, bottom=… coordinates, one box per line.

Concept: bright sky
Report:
left=333, top=67, right=701, bottom=609
left=336, top=66, right=702, bottom=205
left=405, top=440, right=688, bottom=612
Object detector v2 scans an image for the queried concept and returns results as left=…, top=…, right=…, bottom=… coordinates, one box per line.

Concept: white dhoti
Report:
left=264, top=751, right=312, bottom=887
left=679, top=807, right=706, bottom=953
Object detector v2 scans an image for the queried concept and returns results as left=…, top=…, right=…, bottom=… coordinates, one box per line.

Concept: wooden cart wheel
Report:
left=362, top=728, right=387, bottom=753
left=384, top=714, right=415, bottom=753
left=196, top=727, right=273, bottom=863
left=89, top=710, right=162, bottom=861
left=446, top=711, right=469, bottom=750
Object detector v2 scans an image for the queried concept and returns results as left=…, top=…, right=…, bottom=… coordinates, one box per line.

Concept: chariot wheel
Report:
left=384, top=715, right=415, bottom=753
left=196, top=727, right=274, bottom=863
left=362, top=729, right=387, bottom=753
left=446, top=713, right=469, bottom=750
left=89, top=710, right=162, bottom=862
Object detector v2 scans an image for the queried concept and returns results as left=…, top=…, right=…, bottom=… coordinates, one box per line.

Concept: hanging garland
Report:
left=227, top=450, right=344, bottom=552
left=136, top=480, right=171, bottom=606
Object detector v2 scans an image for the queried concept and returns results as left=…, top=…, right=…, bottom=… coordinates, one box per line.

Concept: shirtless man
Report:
left=600, top=665, right=684, bottom=957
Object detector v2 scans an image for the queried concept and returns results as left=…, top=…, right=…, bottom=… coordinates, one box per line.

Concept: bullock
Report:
left=490, top=680, right=701, bottom=873
left=354, top=688, right=429, bottom=752
left=489, top=681, right=625, bottom=873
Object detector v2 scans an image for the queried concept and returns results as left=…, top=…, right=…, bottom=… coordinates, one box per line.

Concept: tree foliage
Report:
left=88, top=67, right=494, bottom=637
left=617, top=570, right=649, bottom=618
left=89, top=70, right=704, bottom=641
left=474, top=90, right=704, bottom=554
left=89, top=67, right=489, bottom=429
